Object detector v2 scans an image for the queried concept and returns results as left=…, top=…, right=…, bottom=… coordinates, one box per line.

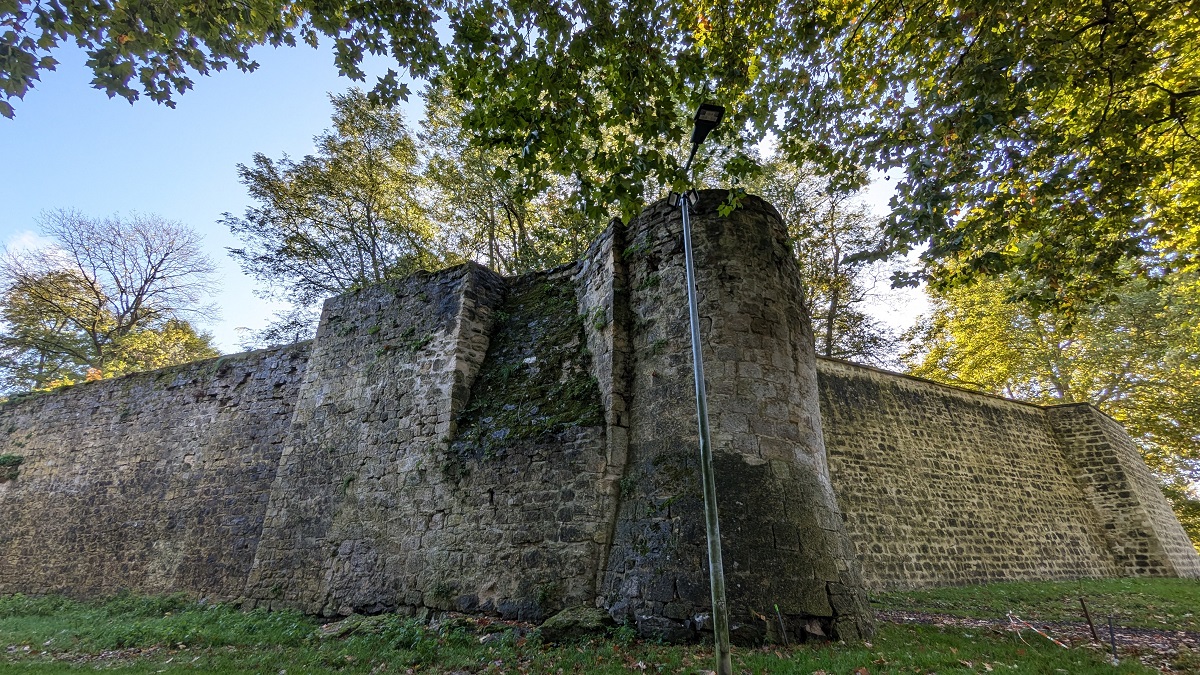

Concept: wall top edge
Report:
left=815, top=356, right=1070, bottom=412
left=1041, top=400, right=1123, bottom=426
left=0, top=339, right=313, bottom=410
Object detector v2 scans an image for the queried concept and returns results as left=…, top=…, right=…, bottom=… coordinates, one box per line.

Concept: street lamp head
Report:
left=691, top=103, right=725, bottom=145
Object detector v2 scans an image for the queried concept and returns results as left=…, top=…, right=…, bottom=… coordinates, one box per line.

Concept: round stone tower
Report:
left=601, top=190, right=874, bottom=643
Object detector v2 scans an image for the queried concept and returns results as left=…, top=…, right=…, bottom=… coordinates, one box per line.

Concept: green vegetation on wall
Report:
left=448, top=274, right=603, bottom=466
left=0, top=453, right=22, bottom=482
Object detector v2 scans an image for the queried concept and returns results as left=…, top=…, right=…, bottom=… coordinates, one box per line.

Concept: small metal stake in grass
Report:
left=1108, top=615, right=1118, bottom=664
left=1079, top=597, right=1099, bottom=642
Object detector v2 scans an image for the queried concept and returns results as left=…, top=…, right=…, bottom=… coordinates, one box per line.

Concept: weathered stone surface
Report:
left=0, top=192, right=1195, bottom=647
left=600, top=191, right=873, bottom=643
left=818, top=359, right=1200, bottom=589
left=1047, top=404, right=1200, bottom=579
left=0, top=343, right=309, bottom=600
left=243, top=264, right=610, bottom=622
left=538, top=606, right=615, bottom=642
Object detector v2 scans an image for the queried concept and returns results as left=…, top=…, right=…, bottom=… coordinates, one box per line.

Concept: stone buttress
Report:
left=1047, top=404, right=1200, bottom=579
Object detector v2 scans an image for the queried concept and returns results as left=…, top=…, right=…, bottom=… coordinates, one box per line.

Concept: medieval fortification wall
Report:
left=0, top=192, right=1196, bottom=644
left=817, top=359, right=1200, bottom=588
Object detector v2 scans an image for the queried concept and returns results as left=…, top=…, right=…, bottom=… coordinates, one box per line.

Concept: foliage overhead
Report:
left=223, top=89, right=444, bottom=307
left=421, top=82, right=599, bottom=276
left=0, top=0, right=439, bottom=118
left=0, top=211, right=219, bottom=392
left=9, top=0, right=1197, bottom=300
left=827, top=0, right=1200, bottom=312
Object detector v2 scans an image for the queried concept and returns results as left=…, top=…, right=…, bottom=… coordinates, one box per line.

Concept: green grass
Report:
left=0, top=593, right=314, bottom=652
left=0, top=585, right=1185, bottom=673
left=873, top=578, right=1200, bottom=632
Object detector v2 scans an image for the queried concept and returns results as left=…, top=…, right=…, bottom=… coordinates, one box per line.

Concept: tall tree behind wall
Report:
left=904, top=273, right=1200, bottom=548
left=742, top=160, right=899, bottom=366
left=224, top=89, right=446, bottom=347
left=0, top=211, right=219, bottom=393
left=228, top=85, right=603, bottom=350
left=421, top=83, right=599, bottom=276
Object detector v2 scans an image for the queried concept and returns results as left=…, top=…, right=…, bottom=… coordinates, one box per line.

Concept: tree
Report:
left=99, top=319, right=219, bottom=378
left=0, top=269, right=97, bottom=389
left=421, top=82, right=598, bottom=276
left=444, top=0, right=1198, bottom=305
left=0, top=211, right=219, bottom=392
left=805, top=0, right=1200, bottom=314
left=904, top=272, right=1200, bottom=547
left=0, top=0, right=440, bottom=117
left=236, top=305, right=323, bottom=351
left=9, top=0, right=1196, bottom=303
left=224, top=89, right=445, bottom=309
left=743, top=159, right=897, bottom=365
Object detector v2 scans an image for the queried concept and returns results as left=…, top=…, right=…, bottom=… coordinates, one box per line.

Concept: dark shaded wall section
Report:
left=600, top=193, right=873, bottom=643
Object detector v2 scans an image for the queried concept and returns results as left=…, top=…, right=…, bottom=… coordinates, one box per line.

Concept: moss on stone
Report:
left=449, top=274, right=603, bottom=463
left=0, top=453, right=22, bottom=482
left=538, top=606, right=615, bottom=643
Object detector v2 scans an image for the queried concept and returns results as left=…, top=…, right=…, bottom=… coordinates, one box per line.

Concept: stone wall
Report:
left=0, top=193, right=1196, bottom=643
left=242, top=261, right=621, bottom=622
left=817, top=358, right=1200, bottom=589
left=600, top=193, right=872, bottom=643
left=1047, top=404, right=1200, bottom=579
left=244, top=266, right=509, bottom=615
left=0, top=344, right=309, bottom=599
left=572, top=222, right=634, bottom=597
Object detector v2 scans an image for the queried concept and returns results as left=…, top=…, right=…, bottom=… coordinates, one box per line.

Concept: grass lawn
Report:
left=874, top=578, right=1200, bottom=633
left=0, top=581, right=1193, bottom=674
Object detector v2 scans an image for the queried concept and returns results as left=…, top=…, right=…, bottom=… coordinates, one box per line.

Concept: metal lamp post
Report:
left=669, top=102, right=732, bottom=675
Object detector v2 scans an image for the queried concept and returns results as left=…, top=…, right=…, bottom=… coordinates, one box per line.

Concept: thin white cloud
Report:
left=3, top=230, right=54, bottom=253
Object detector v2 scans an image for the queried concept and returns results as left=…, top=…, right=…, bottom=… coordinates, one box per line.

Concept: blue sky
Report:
left=0, top=44, right=924, bottom=354
left=0, top=43, right=416, bottom=352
